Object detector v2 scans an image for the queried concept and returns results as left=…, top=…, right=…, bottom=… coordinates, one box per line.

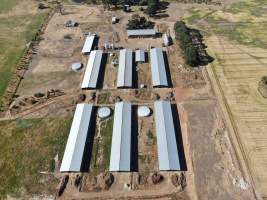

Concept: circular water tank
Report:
left=71, top=62, right=82, bottom=71
left=138, top=106, right=151, bottom=117
left=98, top=107, right=112, bottom=119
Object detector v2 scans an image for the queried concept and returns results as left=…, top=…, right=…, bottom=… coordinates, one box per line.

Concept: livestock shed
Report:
left=154, top=101, right=180, bottom=171
left=109, top=102, right=132, bottom=171
left=81, top=50, right=103, bottom=89
left=150, top=48, right=168, bottom=87
left=127, top=29, right=156, bottom=38
left=82, top=34, right=96, bottom=54
left=135, top=50, right=145, bottom=62
left=60, top=103, right=94, bottom=172
left=117, top=49, right=133, bottom=88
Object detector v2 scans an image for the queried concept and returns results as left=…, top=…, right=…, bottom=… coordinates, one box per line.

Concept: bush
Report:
left=262, top=76, right=267, bottom=85
left=139, top=0, right=148, bottom=5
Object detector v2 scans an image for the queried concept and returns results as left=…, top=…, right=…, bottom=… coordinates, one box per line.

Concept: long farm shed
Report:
left=117, top=49, right=133, bottom=88
left=154, top=101, right=180, bottom=171
left=82, top=35, right=96, bottom=54
left=81, top=50, right=103, bottom=89
left=150, top=48, right=168, bottom=87
left=109, top=102, right=132, bottom=171
left=60, top=103, right=94, bottom=172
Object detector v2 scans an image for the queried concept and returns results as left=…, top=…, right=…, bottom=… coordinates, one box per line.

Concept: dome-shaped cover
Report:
left=98, top=107, right=112, bottom=119
left=138, top=106, right=151, bottom=117
left=71, top=62, right=82, bottom=71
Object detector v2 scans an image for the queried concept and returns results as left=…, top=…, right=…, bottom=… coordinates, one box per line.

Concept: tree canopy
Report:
left=127, top=15, right=154, bottom=29
left=174, top=21, right=199, bottom=67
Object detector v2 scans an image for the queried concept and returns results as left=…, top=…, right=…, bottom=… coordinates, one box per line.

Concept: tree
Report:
left=146, top=3, right=157, bottom=16
left=184, top=45, right=198, bottom=66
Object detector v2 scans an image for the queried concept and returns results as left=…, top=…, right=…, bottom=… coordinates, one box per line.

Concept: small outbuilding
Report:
left=123, top=5, right=131, bottom=12
left=112, top=16, right=117, bottom=24
left=135, top=50, right=145, bottom=63
left=163, top=34, right=170, bottom=46
left=65, top=20, right=79, bottom=27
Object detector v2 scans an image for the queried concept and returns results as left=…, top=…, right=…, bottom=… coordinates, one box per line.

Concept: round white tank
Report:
left=98, top=107, right=112, bottom=119
left=138, top=106, right=151, bottom=117
left=71, top=62, right=82, bottom=71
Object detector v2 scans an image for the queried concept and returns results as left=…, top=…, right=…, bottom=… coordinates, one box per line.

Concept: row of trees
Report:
left=174, top=21, right=199, bottom=67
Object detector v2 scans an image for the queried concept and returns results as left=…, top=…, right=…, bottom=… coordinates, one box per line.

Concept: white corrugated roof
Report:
left=127, top=29, right=156, bottom=36
left=117, top=49, right=133, bottom=88
left=82, top=35, right=95, bottom=54
left=154, top=101, right=180, bottom=171
left=81, top=50, right=103, bottom=89
left=150, top=48, right=168, bottom=87
left=60, top=104, right=94, bottom=172
left=135, top=50, right=145, bottom=62
left=109, top=102, right=132, bottom=171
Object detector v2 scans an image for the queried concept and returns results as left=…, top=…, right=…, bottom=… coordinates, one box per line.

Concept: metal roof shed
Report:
left=82, top=35, right=95, bottom=54
left=60, top=103, right=94, bottom=172
left=150, top=48, right=168, bottom=87
left=135, top=50, right=145, bottom=62
left=127, top=29, right=156, bottom=37
left=81, top=50, right=103, bottom=89
left=154, top=101, right=180, bottom=171
left=163, top=34, right=170, bottom=46
left=109, top=102, right=132, bottom=171
left=117, top=49, right=133, bottom=88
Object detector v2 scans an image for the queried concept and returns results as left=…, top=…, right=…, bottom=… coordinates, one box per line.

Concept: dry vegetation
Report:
left=184, top=0, right=267, bottom=198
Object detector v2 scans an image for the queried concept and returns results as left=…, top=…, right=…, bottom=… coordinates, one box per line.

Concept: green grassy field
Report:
left=0, top=0, right=48, bottom=97
left=0, top=117, right=72, bottom=198
left=183, top=0, right=267, bottom=49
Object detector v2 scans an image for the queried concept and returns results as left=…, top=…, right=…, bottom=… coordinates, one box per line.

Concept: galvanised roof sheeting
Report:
left=117, top=49, right=132, bottom=87
left=81, top=50, right=103, bottom=89
left=82, top=35, right=95, bottom=54
left=60, top=104, right=93, bottom=172
left=154, top=101, right=180, bottom=171
left=135, top=50, right=145, bottom=62
left=109, top=102, right=132, bottom=171
left=150, top=48, right=168, bottom=87
left=127, top=29, right=156, bottom=37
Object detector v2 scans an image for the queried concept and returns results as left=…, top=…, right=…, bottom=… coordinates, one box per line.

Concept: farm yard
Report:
left=0, top=0, right=265, bottom=199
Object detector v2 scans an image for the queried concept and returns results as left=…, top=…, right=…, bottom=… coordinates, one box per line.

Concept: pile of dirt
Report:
left=10, top=89, right=64, bottom=112
left=81, top=172, right=114, bottom=192
left=165, top=91, right=175, bottom=101
left=57, top=175, right=69, bottom=197
left=152, top=92, right=160, bottom=100
left=109, top=95, right=121, bottom=103
left=258, top=80, right=267, bottom=98
left=151, top=172, right=163, bottom=184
